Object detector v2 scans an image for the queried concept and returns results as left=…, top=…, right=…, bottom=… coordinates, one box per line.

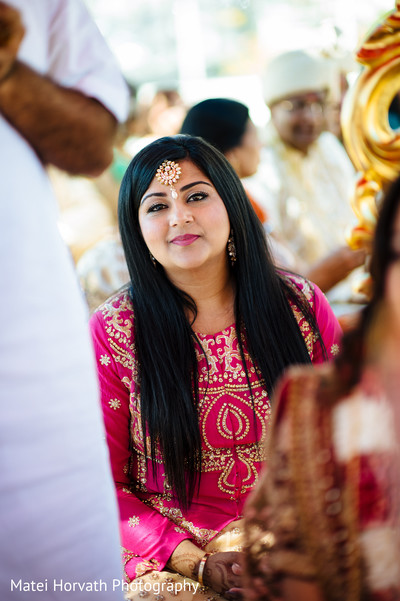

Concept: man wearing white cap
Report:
left=245, top=49, right=365, bottom=302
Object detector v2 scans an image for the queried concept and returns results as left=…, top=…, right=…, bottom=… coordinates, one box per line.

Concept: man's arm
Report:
left=305, top=245, right=366, bottom=293
left=0, top=1, right=118, bottom=177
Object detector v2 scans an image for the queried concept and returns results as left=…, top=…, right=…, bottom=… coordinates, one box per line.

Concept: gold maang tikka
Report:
left=155, top=160, right=181, bottom=199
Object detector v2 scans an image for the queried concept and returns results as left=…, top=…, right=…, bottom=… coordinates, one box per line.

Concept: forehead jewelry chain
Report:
left=155, top=160, right=181, bottom=199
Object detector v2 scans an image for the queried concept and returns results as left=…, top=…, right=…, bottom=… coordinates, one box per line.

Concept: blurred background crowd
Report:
left=53, top=0, right=393, bottom=317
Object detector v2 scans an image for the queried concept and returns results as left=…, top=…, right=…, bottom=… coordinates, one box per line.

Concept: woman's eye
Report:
left=147, top=203, right=166, bottom=213
left=187, top=191, right=208, bottom=202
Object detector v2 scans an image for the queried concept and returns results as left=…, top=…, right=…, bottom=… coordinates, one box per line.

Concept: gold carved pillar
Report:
left=342, top=0, right=400, bottom=261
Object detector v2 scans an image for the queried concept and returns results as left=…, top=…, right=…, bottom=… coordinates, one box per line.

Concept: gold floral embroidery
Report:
left=109, top=398, right=121, bottom=410
left=99, top=354, right=111, bottom=366
left=128, top=516, right=140, bottom=528
left=216, top=330, right=243, bottom=377
left=195, top=337, right=220, bottom=377
left=330, top=343, right=340, bottom=356
left=99, top=288, right=137, bottom=373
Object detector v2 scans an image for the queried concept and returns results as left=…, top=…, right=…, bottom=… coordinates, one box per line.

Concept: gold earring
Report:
left=149, top=252, right=157, bottom=267
left=227, top=233, right=236, bottom=265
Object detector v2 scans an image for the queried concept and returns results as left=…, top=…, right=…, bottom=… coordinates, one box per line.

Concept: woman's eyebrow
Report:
left=141, top=191, right=167, bottom=204
left=180, top=181, right=212, bottom=192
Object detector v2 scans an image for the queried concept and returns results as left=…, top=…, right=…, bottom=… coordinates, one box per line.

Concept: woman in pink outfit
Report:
left=90, top=135, right=341, bottom=600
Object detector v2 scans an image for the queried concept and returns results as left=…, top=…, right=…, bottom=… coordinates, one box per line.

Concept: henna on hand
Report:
left=168, top=550, right=201, bottom=578
left=167, top=540, right=206, bottom=579
left=203, top=551, right=244, bottom=599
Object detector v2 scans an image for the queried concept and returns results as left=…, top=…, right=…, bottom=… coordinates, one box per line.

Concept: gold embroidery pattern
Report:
left=100, top=277, right=316, bottom=511
left=287, top=273, right=314, bottom=302
left=99, top=288, right=137, bottom=374
left=99, top=354, right=111, bottom=366
left=145, top=498, right=218, bottom=546
left=121, top=546, right=139, bottom=582
left=121, top=546, right=162, bottom=581
left=216, top=445, right=264, bottom=497
left=195, top=336, right=221, bottom=377
left=128, top=516, right=140, bottom=528
left=201, top=442, right=267, bottom=470
left=216, top=330, right=244, bottom=377
left=199, top=382, right=270, bottom=450
left=330, top=343, right=340, bottom=356
left=109, top=398, right=121, bottom=410
left=289, top=295, right=317, bottom=359
left=135, top=558, right=161, bottom=578
left=122, top=375, right=131, bottom=390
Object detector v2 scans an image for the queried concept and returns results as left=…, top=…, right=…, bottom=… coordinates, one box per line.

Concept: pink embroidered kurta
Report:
left=89, top=274, right=341, bottom=581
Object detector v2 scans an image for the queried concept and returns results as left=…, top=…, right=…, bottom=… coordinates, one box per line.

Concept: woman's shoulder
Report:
left=92, top=284, right=133, bottom=317
left=280, top=271, right=315, bottom=305
left=90, top=284, right=134, bottom=339
left=89, top=285, right=136, bottom=371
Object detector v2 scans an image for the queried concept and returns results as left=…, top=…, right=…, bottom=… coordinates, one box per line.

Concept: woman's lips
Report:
left=171, top=234, right=200, bottom=246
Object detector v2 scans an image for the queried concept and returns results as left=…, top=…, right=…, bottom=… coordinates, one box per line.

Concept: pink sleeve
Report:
left=312, top=284, right=343, bottom=364
left=90, top=311, right=191, bottom=581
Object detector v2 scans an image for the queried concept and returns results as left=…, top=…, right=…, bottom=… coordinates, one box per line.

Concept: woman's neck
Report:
left=169, top=264, right=236, bottom=335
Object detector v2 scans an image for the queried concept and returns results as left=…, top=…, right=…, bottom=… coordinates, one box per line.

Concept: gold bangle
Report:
left=197, top=552, right=211, bottom=587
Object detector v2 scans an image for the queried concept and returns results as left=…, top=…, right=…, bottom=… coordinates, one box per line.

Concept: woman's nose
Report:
left=169, top=204, right=194, bottom=226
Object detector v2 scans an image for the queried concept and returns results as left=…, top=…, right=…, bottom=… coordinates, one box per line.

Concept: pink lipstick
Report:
left=171, top=234, right=199, bottom=246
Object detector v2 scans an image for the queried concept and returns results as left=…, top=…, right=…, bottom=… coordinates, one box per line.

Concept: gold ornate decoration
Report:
left=341, top=0, right=400, bottom=293
left=155, top=160, right=181, bottom=199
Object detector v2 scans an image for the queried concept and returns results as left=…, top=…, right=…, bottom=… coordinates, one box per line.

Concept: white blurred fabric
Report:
left=0, top=1, right=129, bottom=598
left=244, top=128, right=362, bottom=303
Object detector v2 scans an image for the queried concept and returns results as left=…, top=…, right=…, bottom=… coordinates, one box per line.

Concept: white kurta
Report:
left=0, top=1, right=129, bottom=598
left=244, top=128, right=360, bottom=303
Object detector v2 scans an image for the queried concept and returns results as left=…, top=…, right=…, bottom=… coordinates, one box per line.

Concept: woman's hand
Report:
left=201, top=551, right=244, bottom=600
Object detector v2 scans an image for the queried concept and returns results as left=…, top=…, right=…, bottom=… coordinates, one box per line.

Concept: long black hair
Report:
left=336, top=175, right=400, bottom=390
left=119, top=135, right=323, bottom=507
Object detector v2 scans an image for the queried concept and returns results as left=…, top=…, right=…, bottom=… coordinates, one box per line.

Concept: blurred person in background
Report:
left=244, top=172, right=400, bottom=601
left=244, top=49, right=366, bottom=304
left=0, top=1, right=129, bottom=598
left=50, top=84, right=138, bottom=265
left=76, top=85, right=187, bottom=314
left=180, top=98, right=267, bottom=223
left=180, top=97, right=364, bottom=307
